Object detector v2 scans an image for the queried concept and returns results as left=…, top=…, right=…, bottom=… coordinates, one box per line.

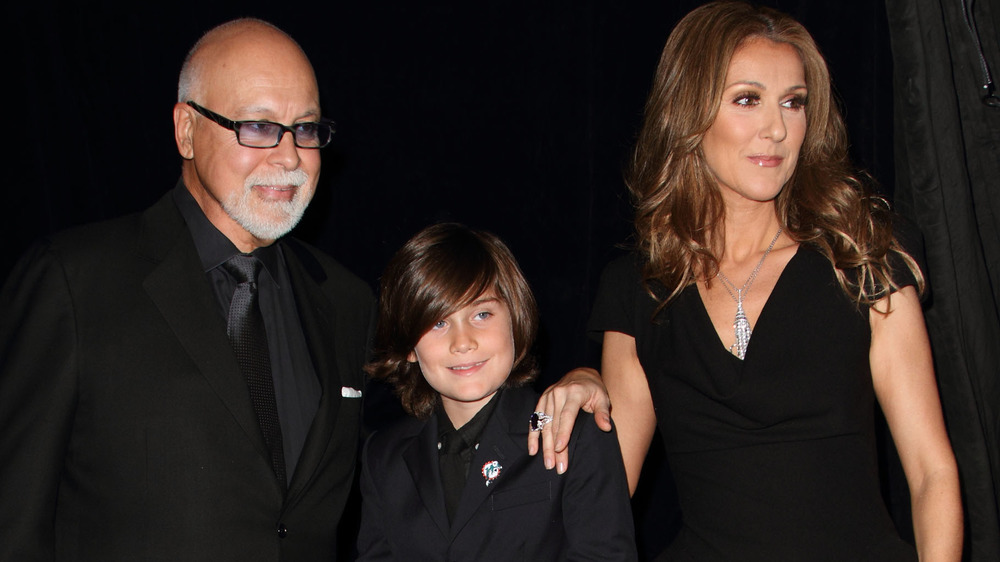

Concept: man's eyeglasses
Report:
left=186, top=101, right=335, bottom=149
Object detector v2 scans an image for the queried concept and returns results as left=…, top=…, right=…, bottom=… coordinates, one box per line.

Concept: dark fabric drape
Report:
left=886, top=0, right=1000, bottom=559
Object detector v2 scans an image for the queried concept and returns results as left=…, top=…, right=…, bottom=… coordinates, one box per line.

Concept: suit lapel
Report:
left=280, top=242, right=341, bottom=501
left=402, top=416, right=451, bottom=537
left=449, top=390, right=531, bottom=538
left=139, top=194, right=271, bottom=466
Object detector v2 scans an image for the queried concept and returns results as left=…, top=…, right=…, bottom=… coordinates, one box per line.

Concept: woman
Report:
left=534, top=2, right=962, bottom=560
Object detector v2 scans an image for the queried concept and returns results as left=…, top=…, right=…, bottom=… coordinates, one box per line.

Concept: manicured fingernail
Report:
left=545, top=457, right=554, bottom=470
left=557, top=462, right=566, bottom=474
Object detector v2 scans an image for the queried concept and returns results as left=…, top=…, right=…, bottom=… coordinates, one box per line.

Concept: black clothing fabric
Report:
left=0, top=188, right=374, bottom=561
left=887, top=1, right=1000, bottom=558
left=436, top=390, right=501, bottom=523
left=357, top=387, right=637, bottom=561
left=173, top=184, right=320, bottom=482
left=223, top=254, right=287, bottom=486
left=589, top=245, right=918, bottom=561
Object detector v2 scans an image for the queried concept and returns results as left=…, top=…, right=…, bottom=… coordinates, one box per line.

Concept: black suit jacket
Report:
left=356, top=387, right=637, bottom=561
left=0, top=190, right=374, bottom=561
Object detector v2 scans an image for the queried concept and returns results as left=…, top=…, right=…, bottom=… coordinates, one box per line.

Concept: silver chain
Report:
left=715, top=227, right=783, bottom=359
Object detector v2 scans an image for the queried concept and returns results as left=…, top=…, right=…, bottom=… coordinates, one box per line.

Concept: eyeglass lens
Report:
left=237, top=122, right=332, bottom=148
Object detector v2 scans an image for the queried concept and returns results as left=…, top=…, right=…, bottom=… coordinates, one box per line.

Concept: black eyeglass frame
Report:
left=186, top=101, right=336, bottom=148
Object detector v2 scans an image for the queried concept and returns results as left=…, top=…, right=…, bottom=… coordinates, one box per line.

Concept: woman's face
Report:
left=701, top=38, right=807, bottom=206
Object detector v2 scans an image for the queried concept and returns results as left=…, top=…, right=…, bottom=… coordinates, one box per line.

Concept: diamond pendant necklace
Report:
left=715, top=227, right=782, bottom=360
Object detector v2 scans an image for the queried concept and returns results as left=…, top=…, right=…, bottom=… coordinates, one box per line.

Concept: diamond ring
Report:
left=529, top=411, right=552, bottom=432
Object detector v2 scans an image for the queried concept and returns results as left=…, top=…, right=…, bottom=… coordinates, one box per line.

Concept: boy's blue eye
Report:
left=475, top=311, right=493, bottom=320
left=433, top=320, right=447, bottom=329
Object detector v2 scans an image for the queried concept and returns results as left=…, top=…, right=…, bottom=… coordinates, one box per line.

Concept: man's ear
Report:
left=173, top=102, right=196, bottom=160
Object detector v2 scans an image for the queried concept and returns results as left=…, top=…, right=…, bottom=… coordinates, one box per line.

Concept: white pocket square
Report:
left=341, top=386, right=363, bottom=398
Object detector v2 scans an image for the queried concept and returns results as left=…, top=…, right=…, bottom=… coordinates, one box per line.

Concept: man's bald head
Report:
left=177, top=18, right=316, bottom=104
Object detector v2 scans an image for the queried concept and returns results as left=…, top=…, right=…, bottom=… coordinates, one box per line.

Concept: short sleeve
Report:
left=587, top=254, right=645, bottom=340
left=888, top=214, right=928, bottom=296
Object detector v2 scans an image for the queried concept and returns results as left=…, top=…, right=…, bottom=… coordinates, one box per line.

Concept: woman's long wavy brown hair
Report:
left=629, top=1, right=922, bottom=308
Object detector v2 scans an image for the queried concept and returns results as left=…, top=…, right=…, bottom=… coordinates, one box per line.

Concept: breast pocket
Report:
left=490, top=481, right=552, bottom=511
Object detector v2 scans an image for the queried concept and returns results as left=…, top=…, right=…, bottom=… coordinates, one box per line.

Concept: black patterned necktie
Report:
left=223, top=254, right=287, bottom=487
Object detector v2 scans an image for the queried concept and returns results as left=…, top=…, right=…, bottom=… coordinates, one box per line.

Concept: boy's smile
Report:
left=408, top=292, right=515, bottom=427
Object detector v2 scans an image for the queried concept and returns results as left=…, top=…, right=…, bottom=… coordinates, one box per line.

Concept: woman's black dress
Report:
left=589, top=245, right=918, bottom=561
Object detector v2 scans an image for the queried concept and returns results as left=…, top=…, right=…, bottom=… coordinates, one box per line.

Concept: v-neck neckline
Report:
left=694, top=244, right=804, bottom=362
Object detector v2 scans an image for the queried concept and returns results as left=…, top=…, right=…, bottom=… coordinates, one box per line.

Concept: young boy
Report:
left=358, top=223, right=636, bottom=561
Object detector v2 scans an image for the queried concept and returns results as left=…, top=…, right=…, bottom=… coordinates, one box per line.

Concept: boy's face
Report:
left=408, top=292, right=516, bottom=427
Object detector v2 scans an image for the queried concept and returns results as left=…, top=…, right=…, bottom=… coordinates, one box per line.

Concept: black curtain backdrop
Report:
left=887, top=0, right=1000, bottom=560
left=7, top=1, right=993, bottom=559
left=6, top=0, right=895, bottom=382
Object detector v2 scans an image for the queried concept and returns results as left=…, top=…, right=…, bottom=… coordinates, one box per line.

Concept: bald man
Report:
left=0, top=19, right=373, bottom=561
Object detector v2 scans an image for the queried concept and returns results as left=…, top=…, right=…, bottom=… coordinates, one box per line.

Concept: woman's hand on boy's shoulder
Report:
left=528, top=367, right=611, bottom=474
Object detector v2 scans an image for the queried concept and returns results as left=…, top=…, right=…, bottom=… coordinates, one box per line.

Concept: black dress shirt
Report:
left=172, top=182, right=320, bottom=485
left=436, top=390, right=501, bottom=523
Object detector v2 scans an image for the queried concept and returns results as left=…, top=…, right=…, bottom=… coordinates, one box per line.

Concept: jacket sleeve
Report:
left=355, top=432, right=395, bottom=561
left=0, top=241, right=79, bottom=561
left=561, top=413, right=639, bottom=561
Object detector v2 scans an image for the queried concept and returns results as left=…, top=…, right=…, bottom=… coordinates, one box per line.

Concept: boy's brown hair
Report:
left=366, top=223, right=539, bottom=419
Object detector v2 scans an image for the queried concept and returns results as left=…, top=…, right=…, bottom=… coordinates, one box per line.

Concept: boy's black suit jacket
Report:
left=357, top=386, right=637, bottom=561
